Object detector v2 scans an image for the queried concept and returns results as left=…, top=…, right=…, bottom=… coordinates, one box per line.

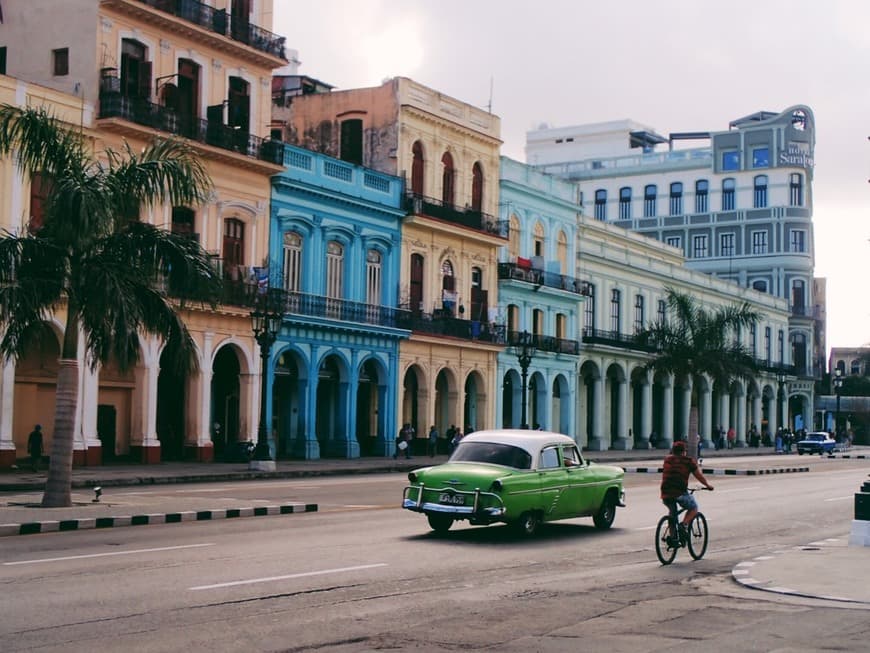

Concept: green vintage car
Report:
left=402, top=429, right=625, bottom=535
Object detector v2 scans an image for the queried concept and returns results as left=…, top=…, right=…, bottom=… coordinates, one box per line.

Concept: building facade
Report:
left=268, top=144, right=407, bottom=459
left=527, top=106, right=819, bottom=420
left=496, top=157, right=585, bottom=434
left=0, top=0, right=288, bottom=465
left=277, top=77, right=507, bottom=451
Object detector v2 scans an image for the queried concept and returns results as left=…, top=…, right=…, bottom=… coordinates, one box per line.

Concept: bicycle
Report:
left=655, top=487, right=710, bottom=565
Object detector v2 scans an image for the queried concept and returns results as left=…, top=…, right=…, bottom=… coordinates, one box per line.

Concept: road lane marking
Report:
left=3, top=543, right=215, bottom=566
left=189, top=563, right=388, bottom=591
left=824, top=496, right=854, bottom=502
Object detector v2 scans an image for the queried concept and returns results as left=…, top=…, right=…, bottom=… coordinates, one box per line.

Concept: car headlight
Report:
left=490, top=479, right=503, bottom=492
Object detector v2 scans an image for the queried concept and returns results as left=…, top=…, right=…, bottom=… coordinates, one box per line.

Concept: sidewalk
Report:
left=2, top=445, right=868, bottom=607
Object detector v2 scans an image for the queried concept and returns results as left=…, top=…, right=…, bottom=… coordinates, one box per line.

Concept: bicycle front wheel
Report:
left=687, top=513, right=708, bottom=560
left=655, top=515, right=678, bottom=565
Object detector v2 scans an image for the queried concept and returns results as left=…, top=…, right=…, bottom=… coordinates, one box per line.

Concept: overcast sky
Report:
left=274, top=0, right=869, bottom=355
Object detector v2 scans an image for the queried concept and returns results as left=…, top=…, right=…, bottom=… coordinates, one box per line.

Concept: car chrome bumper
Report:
left=402, top=485, right=506, bottom=518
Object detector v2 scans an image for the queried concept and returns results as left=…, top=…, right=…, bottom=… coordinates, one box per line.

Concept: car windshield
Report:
left=806, top=434, right=825, bottom=441
left=449, top=442, right=532, bottom=469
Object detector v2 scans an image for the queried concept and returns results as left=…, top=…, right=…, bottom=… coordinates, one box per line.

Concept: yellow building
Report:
left=278, top=77, right=506, bottom=445
left=0, top=1, right=287, bottom=465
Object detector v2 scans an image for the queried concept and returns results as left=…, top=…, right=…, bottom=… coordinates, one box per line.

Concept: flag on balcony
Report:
left=256, top=267, right=268, bottom=295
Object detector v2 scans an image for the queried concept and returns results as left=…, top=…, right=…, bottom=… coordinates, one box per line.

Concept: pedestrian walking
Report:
left=726, top=426, right=735, bottom=449
left=427, top=425, right=438, bottom=457
left=27, top=424, right=43, bottom=472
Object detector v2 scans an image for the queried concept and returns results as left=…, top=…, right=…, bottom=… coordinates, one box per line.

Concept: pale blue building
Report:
left=268, top=146, right=409, bottom=459
left=497, top=157, right=587, bottom=436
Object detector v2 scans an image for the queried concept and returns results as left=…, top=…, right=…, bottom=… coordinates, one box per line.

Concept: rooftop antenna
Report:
left=486, top=76, right=493, bottom=114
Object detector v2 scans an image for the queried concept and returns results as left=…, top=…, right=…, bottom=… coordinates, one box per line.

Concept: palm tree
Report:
left=0, top=105, right=221, bottom=507
left=637, top=287, right=761, bottom=443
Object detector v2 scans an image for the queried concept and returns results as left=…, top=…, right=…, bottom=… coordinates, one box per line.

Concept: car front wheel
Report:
left=513, top=511, right=540, bottom=536
left=593, top=492, right=617, bottom=530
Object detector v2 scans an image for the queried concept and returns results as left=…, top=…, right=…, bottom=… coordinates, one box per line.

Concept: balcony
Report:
left=498, top=262, right=591, bottom=296
left=403, top=192, right=508, bottom=240
left=582, top=328, right=657, bottom=352
left=103, top=0, right=286, bottom=65
left=506, top=330, right=579, bottom=355
left=404, top=312, right=506, bottom=344
left=97, top=92, right=285, bottom=171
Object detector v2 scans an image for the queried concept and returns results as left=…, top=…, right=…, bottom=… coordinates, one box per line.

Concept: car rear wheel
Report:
left=427, top=513, right=454, bottom=533
left=593, top=492, right=617, bottom=530
left=513, top=511, right=540, bottom=536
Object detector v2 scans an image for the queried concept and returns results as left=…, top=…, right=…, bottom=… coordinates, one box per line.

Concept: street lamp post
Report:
left=833, top=369, right=844, bottom=441
left=515, top=330, right=536, bottom=429
left=776, top=369, right=787, bottom=430
left=250, top=295, right=282, bottom=471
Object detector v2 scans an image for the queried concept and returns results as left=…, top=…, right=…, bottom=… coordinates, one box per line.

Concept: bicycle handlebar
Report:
left=689, top=486, right=713, bottom=493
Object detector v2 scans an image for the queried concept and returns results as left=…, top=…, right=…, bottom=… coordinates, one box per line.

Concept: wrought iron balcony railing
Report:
left=403, top=192, right=508, bottom=238
left=403, top=312, right=507, bottom=344
left=497, top=262, right=591, bottom=296
left=137, top=0, right=286, bottom=59
left=582, top=328, right=657, bottom=352
left=506, top=330, right=580, bottom=355
left=98, top=93, right=284, bottom=164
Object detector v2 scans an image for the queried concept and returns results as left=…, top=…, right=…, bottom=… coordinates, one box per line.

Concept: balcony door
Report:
left=120, top=39, right=151, bottom=101
left=176, top=59, right=200, bottom=138
left=409, top=253, right=424, bottom=317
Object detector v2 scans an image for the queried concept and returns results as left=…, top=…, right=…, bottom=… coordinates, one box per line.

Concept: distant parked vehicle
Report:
left=796, top=432, right=836, bottom=456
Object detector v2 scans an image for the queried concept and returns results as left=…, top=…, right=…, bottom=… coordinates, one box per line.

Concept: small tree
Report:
left=0, top=105, right=221, bottom=507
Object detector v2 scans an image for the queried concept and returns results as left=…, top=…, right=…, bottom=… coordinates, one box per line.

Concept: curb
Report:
left=623, top=466, right=810, bottom=475
left=0, top=502, right=318, bottom=537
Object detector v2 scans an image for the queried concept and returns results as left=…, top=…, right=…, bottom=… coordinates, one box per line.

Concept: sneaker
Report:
left=678, top=523, right=689, bottom=544
left=666, top=534, right=679, bottom=548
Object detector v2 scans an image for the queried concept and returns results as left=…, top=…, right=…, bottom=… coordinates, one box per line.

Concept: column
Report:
left=131, top=339, right=161, bottom=463
left=661, top=375, right=674, bottom=449
left=0, top=359, right=17, bottom=467
left=611, top=376, right=630, bottom=450
left=701, top=381, right=713, bottom=449
left=736, top=387, right=747, bottom=447
left=588, top=375, right=604, bottom=451
left=640, top=372, right=652, bottom=449
left=80, top=365, right=101, bottom=465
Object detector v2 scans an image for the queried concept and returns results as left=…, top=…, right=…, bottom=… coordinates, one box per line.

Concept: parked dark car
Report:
left=796, top=432, right=836, bottom=456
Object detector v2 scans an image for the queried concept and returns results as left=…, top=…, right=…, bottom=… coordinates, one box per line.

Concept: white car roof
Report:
left=460, top=429, right=579, bottom=458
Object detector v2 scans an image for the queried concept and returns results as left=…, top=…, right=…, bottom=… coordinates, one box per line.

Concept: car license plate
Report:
left=439, top=492, right=465, bottom=505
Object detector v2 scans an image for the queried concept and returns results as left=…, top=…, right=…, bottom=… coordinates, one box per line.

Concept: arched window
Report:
left=508, top=214, right=520, bottom=259
left=120, top=38, right=149, bottom=100
left=721, top=178, right=736, bottom=211
left=411, top=141, right=424, bottom=196
left=644, top=184, right=657, bottom=217
left=282, top=232, right=302, bottom=292
left=594, top=189, right=607, bottom=220
left=533, top=222, right=545, bottom=257
left=326, top=241, right=344, bottom=299
left=222, top=218, right=245, bottom=279
left=409, top=253, right=424, bottom=316
left=441, top=152, right=455, bottom=206
left=557, top=230, right=568, bottom=274
left=753, top=175, right=768, bottom=208
left=619, top=187, right=632, bottom=219
left=695, top=179, right=709, bottom=213
left=366, top=249, right=382, bottom=306
left=441, top=259, right=456, bottom=315
left=471, top=162, right=484, bottom=212
left=669, top=182, right=683, bottom=216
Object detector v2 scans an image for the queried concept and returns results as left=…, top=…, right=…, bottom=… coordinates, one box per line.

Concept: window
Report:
left=29, top=172, right=52, bottom=233
left=665, top=235, right=681, bottom=249
left=722, top=178, right=735, bottom=211
left=410, top=141, right=424, bottom=196
left=752, top=147, right=769, bottom=168
left=222, top=218, right=244, bottom=278
left=669, top=182, right=683, bottom=216
left=790, top=173, right=803, bottom=206
left=120, top=39, right=151, bottom=100
left=556, top=313, right=567, bottom=339
left=470, top=266, right=487, bottom=322
left=644, top=184, right=657, bottom=217
left=471, top=162, right=484, bottom=212
left=791, top=279, right=805, bottom=313
left=764, top=327, right=771, bottom=364
left=53, top=47, right=69, bottom=76
left=282, top=232, right=302, bottom=292
left=557, top=230, right=568, bottom=274
left=0, top=47, right=8, bottom=76
left=366, top=249, right=382, bottom=306
left=778, top=329, right=785, bottom=364
left=533, top=222, right=544, bottom=257
left=508, top=214, right=520, bottom=259
left=594, top=189, right=607, bottom=220
left=409, top=253, right=424, bottom=316
left=750, top=324, right=757, bottom=356
left=692, top=234, right=708, bottom=258
left=790, top=229, right=806, bottom=253
left=695, top=180, right=709, bottom=213
left=619, top=187, right=631, bottom=220
left=610, top=289, right=621, bottom=333
left=753, top=175, right=768, bottom=208
left=657, top=299, right=666, bottom=324
left=752, top=280, right=768, bottom=292
left=326, top=241, right=344, bottom=300
left=722, top=150, right=740, bottom=171
left=171, top=206, right=195, bottom=236
left=720, top=233, right=735, bottom=257
left=441, top=152, right=455, bottom=207
left=584, top=284, right=595, bottom=332
left=532, top=308, right=544, bottom=336
left=340, top=119, right=363, bottom=165
left=634, top=294, right=644, bottom=333
left=540, top=446, right=560, bottom=469
left=751, top=231, right=768, bottom=254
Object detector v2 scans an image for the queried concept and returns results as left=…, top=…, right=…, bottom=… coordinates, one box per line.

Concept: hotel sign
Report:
left=780, top=141, right=814, bottom=169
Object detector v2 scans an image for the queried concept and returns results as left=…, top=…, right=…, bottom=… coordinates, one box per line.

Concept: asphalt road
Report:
left=2, top=457, right=868, bottom=652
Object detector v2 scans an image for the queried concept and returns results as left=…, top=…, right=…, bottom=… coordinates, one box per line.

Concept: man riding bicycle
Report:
left=660, top=440, right=713, bottom=544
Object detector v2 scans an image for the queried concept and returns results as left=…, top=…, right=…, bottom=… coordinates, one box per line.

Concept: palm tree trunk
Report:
left=41, top=359, right=78, bottom=507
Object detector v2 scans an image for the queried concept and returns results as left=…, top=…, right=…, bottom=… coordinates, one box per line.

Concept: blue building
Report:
left=497, top=157, right=587, bottom=435
left=268, top=146, right=408, bottom=459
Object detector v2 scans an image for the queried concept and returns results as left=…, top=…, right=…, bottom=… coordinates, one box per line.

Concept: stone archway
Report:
left=211, top=345, right=242, bottom=461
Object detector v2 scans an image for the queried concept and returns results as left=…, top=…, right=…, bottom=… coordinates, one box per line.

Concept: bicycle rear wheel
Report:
left=655, top=515, right=678, bottom=565
left=687, top=513, right=708, bottom=560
